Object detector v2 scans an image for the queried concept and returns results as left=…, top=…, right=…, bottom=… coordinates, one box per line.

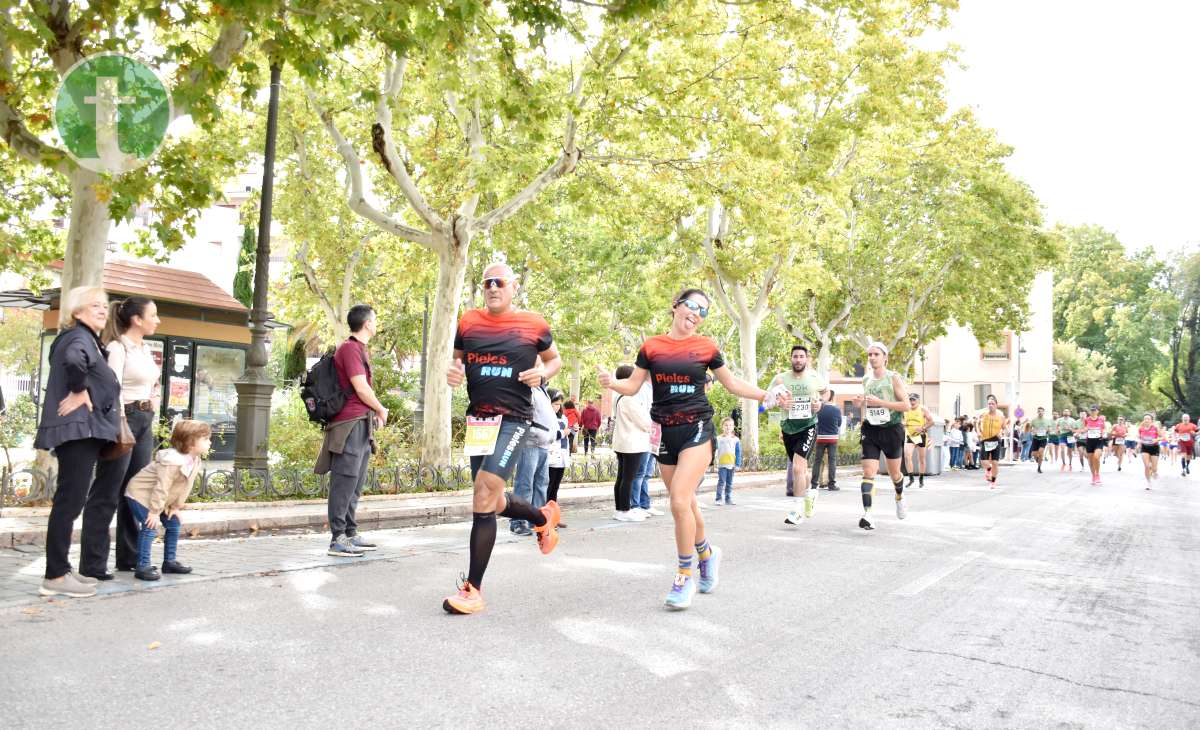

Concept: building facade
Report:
left=828, top=271, right=1055, bottom=423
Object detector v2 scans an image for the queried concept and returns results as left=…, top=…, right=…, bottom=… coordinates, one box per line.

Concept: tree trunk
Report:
left=58, top=168, right=111, bottom=327
left=815, top=333, right=835, bottom=381
left=570, top=358, right=582, bottom=402
left=417, top=234, right=469, bottom=464
left=737, top=320, right=762, bottom=456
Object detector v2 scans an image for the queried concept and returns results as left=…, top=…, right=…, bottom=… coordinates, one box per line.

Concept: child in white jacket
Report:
left=714, top=417, right=742, bottom=505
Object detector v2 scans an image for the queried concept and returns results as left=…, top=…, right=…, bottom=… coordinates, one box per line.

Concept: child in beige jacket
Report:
left=124, top=420, right=211, bottom=581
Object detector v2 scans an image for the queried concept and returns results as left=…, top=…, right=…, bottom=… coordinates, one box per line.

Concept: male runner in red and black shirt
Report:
left=442, top=262, right=563, bottom=615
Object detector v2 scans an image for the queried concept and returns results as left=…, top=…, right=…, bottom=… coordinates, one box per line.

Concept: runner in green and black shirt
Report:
left=852, top=342, right=910, bottom=531
left=1029, top=407, right=1053, bottom=474
left=769, top=345, right=829, bottom=526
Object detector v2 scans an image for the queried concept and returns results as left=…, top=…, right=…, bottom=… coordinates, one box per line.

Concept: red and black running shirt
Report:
left=454, top=308, right=553, bottom=420
left=635, top=334, right=725, bottom=426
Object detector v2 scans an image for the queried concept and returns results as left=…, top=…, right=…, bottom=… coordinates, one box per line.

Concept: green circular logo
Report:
left=54, top=53, right=172, bottom=175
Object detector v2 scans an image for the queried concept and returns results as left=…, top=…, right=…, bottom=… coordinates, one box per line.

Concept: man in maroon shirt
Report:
left=581, top=399, right=601, bottom=455
left=325, top=304, right=388, bottom=558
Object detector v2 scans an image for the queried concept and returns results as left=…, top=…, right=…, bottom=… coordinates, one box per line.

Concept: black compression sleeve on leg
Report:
left=499, top=492, right=546, bottom=527
left=468, top=512, right=497, bottom=588
left=893, top=477, right=904, bottom=496
left=861, top=479, right=874, bottom=510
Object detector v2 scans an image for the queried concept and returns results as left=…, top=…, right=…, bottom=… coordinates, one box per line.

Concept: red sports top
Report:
left=635, top=334, right=725, bottom=426
left=454, top=308, right=553, bottom=420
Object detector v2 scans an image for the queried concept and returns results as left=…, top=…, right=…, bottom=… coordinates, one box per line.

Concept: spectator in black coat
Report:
left=34, top=286, right=122, bottom=599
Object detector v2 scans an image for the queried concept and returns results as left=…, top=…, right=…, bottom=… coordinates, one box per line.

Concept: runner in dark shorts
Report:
left=853, top=342, right=911, bottom=531
left=442, top=262, right=563, bottom=615
left=600, top=287, right=787, bottom=610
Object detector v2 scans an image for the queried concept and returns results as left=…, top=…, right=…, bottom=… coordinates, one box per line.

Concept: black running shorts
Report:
left=1085, top=437, right=1105, bottom=454
left=782, top=426, right=817, bottom=462
left=657, top=419, right=715, bottom=466
left=1141, top=443, right=1160, bottom=457
left=980, top=438, right=1001, bottom=461
left=861, top=422, right=904, bottom=462
left=1031, top=437, right=1048, bottom=452
left=469, top=416, right=531, bottom=481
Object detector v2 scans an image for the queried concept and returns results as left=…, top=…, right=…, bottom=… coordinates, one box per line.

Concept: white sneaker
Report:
left=627, top=509, right=647, bottom=522
left=646, top=507, right=665, bottom=517
left=896, top=496, right=908, bottom=520
left=613, top=510, right=646, bottom=522
left=39, top=573, right=97, bottom=598
left=783, top=511, right=805, bottom=525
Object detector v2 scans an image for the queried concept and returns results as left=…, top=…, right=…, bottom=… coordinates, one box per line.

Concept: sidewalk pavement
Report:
left=1, top=468, right=863, bottom=609
left=2, top=468, right=847, bottom=548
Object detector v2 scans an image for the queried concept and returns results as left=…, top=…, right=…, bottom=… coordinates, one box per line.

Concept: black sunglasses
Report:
left=677, top=299, right=709, bottom=318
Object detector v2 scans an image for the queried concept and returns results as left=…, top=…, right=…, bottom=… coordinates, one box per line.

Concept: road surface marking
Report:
left=891, top=551, right=984, bottom=596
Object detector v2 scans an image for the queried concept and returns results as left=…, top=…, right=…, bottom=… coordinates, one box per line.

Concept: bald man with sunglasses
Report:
left=442, top=262, right=564, bottom=615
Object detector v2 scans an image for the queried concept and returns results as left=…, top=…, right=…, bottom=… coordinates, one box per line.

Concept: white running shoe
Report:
left=895, top=496, right=908, bottom=520
left=645, top=506, right=665, bottom=517
left=613, top=510, right=644, bottom=522
left=783, top=511, right=805, bottom=525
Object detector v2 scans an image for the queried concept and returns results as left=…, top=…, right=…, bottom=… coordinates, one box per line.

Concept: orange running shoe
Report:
left=443, top=576, right=485, bottom=615
left=533, top=500, right=561, bottom=555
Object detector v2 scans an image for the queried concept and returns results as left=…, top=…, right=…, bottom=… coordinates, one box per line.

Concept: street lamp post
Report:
left=233, top=61, right=282, bottom=470
left=1010, top=334, right=1028, bottom=462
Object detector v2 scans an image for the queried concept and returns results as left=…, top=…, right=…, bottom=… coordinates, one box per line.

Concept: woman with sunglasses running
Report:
left=599, top=288, right=787, bottom=610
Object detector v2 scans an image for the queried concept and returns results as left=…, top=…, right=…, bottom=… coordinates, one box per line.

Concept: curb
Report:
left=2, top=470, right=872, bottom=547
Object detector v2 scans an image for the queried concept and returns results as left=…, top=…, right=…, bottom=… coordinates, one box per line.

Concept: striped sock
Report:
left=695, top=539, right=712, bottom=562
left=678, top=554, right=694, bottom=576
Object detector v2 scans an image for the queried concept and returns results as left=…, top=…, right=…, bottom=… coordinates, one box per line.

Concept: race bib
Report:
left=1087, top=428, right=1101, bottom=439
left=866, top=407, right=889, bottom=426
left=1035, top=429, right=1047, bottom=437
left=649, top=423, right=662, bottom=449
left=1066, top=437, right=1077, bottom=445
left=1181, top=433, right=1192, bottom=442
left=464, top=416, right=503, bottom=456
left=789, top=400, right=813, bottom=421
left=984, top=440, right=998, bottom=452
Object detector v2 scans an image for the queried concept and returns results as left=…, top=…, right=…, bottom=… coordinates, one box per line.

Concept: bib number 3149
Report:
left=866, top=407, right=889, bottom=425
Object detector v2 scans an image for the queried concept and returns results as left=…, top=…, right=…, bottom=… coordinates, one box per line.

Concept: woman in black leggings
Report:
left=546, top=390, right=569, bottom=528
left=34, top=286, right=123, bottom=599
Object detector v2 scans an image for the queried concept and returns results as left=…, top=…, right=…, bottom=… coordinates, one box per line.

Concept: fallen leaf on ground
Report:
left=148, top=641, right=161, bottom=650
left=21, top=607, right=41, bottom=615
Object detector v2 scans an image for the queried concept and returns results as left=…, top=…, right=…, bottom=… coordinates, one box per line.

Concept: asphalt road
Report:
left=2, top=459, right=1198, bottom=729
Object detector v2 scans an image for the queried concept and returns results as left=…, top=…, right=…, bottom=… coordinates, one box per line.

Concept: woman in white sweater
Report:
left=81, top=296, right=162, bottom=579
left=610, top=365, right=653, bottom=522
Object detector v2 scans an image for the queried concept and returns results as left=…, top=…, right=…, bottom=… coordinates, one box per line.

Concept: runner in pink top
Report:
left=1137, top=415, right=1160, bottom=489
left=1081, top=406, right=1107, bottom=485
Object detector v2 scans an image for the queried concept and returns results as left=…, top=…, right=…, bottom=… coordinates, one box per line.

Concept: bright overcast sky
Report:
left=938, top=0, right=1199, bottom=256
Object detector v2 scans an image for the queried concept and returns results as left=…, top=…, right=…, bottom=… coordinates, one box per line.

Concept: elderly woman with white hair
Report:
left=33, top=286, right=123, bottom=598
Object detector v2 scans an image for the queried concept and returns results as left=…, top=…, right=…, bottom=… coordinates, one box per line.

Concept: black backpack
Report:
left=300, top=351, right=348, bottom=427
